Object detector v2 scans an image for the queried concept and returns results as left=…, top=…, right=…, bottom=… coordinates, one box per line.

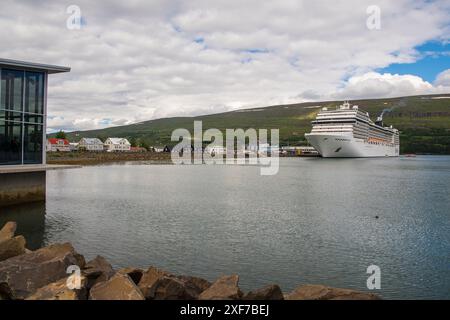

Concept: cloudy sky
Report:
left=1, top=0, right=449, bottom=132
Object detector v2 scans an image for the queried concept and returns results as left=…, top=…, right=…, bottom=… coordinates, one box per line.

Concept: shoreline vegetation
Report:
left=46, top=151, right=311, bottom=166
left=46, top=151, right=443, bottom=166
left=46, top=151, right=173, bottom=166
left=0, top=221, right=380, bottom=300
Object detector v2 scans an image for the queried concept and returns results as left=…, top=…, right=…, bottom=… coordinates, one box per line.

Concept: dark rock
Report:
left=177, top=275, right=211, bottom=297
left=118, top=267, right=144, bottom=285
left=83, top=255, right=115, bottom=288
left=0, top=242, right=85, bottom=299
left=142, top=272, right=212, bottom=300
left=147, top=276, right=195, bottom=300
left=89, top=273, right=144, bottom=300
left=138, top=266, right=171, bottom=298
left=198, top=275, right=242, bottom=300
left=244, top=284, right=284, bottom=300
left=0, top=222, right=17, bottom=243
left=0, top=235, right=26, bottom=262
left=26, top=275, right=88, bottom=300
left=285, top=284, right=381, bottom=300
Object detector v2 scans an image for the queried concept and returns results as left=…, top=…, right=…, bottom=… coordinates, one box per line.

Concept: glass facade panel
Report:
left=0, top=120, right=23, bottom=165
left=23, top=123, right=43, bottom=164
left=0, top=68, right=46, bottom=165
left=0, top=69, right=24, bottom=111
left=0, top=110, right=22, bottom=122
left=24, top=114, right=44, bottom=124
left=25, top=72, right=44, bottom=114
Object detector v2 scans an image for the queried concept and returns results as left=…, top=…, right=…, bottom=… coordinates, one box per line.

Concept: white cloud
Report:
left=0, top=0, right=448, bottom=132
left=435, top=69, right=450, bottom=86
left=333, top=72, right=439, bottom=99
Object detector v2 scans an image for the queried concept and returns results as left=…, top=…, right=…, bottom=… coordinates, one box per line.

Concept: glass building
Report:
left=0, top=59, right=70, bottom=166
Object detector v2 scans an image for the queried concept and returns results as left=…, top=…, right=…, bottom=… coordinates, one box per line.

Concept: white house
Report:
left=46, top=138, right=71, bottom=152
left=104, top=138, right=131, bottom=152
left=78, top=138, right=104, bottom=151
left=69, top=142, right=79, bottom=151
left=204, top=145, right=227, bottom=155
left=258, top=143, right=279, bottom=155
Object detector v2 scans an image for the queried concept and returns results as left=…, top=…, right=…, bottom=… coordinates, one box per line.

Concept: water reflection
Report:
left=0, top=201, right=46, bottom=250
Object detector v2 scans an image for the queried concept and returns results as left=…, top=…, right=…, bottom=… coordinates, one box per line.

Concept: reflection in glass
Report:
left=0, top=68, right=45, bottom=165
left=0, top=120, right=22, bottom=164
left=24, top=114, right=43, bottom=124
left=0, top=110, right=22, bottom=122
left=0, top=69, right=24, bottom=111
left=24, top=123, right=43, bottom=164
left=25, top=72, right=44, bottom=114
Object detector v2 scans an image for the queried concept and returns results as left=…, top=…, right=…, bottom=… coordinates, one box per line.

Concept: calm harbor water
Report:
left=1, top=156, right=449, bottom=299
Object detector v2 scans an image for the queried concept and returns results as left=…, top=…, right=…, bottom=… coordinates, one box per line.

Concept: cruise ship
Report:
left=305, top=101, right=399, bottom=157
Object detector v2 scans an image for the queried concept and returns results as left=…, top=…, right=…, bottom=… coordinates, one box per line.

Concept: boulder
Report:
left=89, top=273, right=145, bottom=300
left=117, top=267, right=144, bottom=285
left=26, top=275, right=88, bottom=300
left=147, top=276, right=195, bottom=300
left=198, top=275, right=242, bottom=300
left=0, top=222, right=17, bottom=243
left=176, top=275, right=212, bottom=296
left=0, top=242, right=85, bottom=299
left=143, top=274, right=210, bottom=300
left=244, top=284, right=284, bottom=300
left=138, top=266, right=171, bottom=298
left=83, top=255, right=115, bottom=288
left=0, top=235, right=26, bottom=262
left=285, top=284, right=381, bottom=300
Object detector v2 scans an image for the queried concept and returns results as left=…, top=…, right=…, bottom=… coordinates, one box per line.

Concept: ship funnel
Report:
left=375, top=114, right=384, bottom=127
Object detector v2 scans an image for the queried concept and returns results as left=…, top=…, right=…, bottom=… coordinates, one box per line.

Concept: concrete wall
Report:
left=0, top=172, right=46, bottom=207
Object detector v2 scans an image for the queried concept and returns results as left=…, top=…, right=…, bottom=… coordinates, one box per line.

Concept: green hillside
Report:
left=50, top=94, right=450, bottom=154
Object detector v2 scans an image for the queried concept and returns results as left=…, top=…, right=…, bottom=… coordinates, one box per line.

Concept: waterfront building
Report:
left=152, top=146, right=164, bottom=152
left=69, top=142, right=79, bottom=151
left=104, top=137, right=131, bottom=152
left=46, top=138, right=70, bottom=152
left=281, top=146, right=319, bottom=156
left=204, top=145, right=226, bottom=155
left=1, top=58, right=69, bottom=165
left=0, top=58, right=70, bottom=206
left=78, top=137, right=104, bottom=151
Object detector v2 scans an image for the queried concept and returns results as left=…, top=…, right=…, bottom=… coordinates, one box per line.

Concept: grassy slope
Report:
left=51, top=94, right=450, bottom=154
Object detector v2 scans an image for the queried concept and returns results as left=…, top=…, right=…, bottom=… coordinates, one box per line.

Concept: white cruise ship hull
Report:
left=305, top=133, right=399, bottom=158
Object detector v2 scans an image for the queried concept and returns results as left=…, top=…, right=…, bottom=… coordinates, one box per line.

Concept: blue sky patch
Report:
left=379, top=41, right=450, bottom=82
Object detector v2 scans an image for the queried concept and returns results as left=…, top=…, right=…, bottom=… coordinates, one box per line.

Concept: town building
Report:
left=104, top=137, right=131, bottom=152
left=204, top=145, right=227, bottom=155
left=78, top=137, right=104, bottom=151
left=46, top=138, right=70, bottom=152
left=69, top=142, right=79, bottom=151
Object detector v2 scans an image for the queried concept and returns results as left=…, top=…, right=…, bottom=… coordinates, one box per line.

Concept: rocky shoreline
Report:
left=0, top=221, right=380, bottom=300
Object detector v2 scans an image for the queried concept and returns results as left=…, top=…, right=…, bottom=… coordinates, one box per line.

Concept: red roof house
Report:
left=46, top=138, right=71, bottom=152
